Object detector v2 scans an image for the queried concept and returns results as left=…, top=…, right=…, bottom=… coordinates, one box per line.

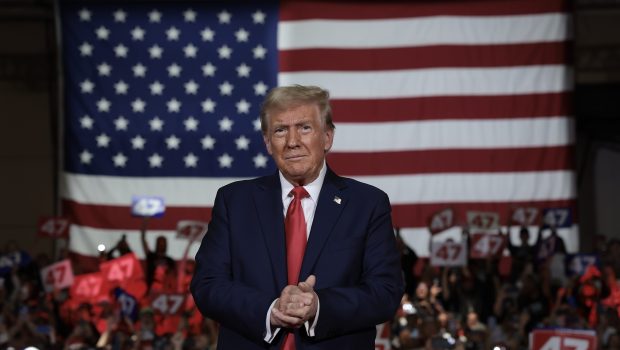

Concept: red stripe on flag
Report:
left=62, top=200, right=212, bottom=230
left=392, top=200, right=577, bottom=228
left=280, top=0, right=568, bottom=20
left=330, top=93, right=571, bottom=122
left=327, top=146, right=574, bottom=176
left=279, top=43, right=568, bottom=72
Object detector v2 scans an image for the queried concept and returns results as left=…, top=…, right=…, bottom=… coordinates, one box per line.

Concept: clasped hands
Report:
left=270, top=275, right=318, bottom=329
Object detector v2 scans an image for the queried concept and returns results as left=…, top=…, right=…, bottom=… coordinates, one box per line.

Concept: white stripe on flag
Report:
left=278, top=13, right=569, bottom=49
left=62, top=170, right=575, bottom=206
left=332, top=117, right=574, bottom=152
left=279, top=65, right=571, bottom=99
left=68, top=225, right=200, bottom=260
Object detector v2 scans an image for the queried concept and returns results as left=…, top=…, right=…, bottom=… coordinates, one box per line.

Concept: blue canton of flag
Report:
left=62, top=2, right=278, bottom=177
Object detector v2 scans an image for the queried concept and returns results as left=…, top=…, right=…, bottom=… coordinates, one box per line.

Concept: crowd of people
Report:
left=392, top=226, right=620, bottom=349
left=0, top=224, right=619, bottom=349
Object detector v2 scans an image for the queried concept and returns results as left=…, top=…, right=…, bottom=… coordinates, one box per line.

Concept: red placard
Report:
left=430, top=240, right=467, bottom=267
left=40, top=259, right=74, bottom=292
left=70, top=272, right=109, bottom=303
left=470, top=233, right=506, bottom=259
left=150, top=293, right=186, bottom=315
left=428, top=208, right=455, bottom=234
left=530, top=329, right=597, bottom=350
left=37, top=216, right=70, bottom=238
left=100, top=253, right=144, bottom=283
left=511, top=207, right=539, bottom=226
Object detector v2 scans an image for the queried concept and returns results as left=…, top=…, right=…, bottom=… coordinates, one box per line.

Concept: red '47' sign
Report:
left=100, top=253, right=144, bottom=283
left=470, top=233, right=506, bottom=259
left=37, top=216, right=70, bottom=238
left=530, top=329, right=597, bottom=350
left=150, top=293, right=186, bottom=315
left=40, top=259, right=74, bottom=292
left=70, top=272, right=108, bottom=303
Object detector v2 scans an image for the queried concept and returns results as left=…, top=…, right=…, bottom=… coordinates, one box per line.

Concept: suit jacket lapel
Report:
left=300, top=168, right=347, bottom=279
left=253, top=173, right=287, bottom=290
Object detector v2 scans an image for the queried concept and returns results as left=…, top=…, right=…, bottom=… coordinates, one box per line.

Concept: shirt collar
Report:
left=279, top=161, right=327, bottom=202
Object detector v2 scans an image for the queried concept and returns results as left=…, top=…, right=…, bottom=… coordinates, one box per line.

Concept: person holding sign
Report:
left=140, top=218, right=176, bottom=293
left=191, top=85, right=404, bottom=350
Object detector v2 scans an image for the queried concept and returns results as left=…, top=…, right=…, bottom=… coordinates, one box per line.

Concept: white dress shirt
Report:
left=263, top=162, right=326, bottom=342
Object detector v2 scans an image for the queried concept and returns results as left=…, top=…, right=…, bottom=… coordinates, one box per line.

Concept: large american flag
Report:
left=59, top=0, right=575, bottom=261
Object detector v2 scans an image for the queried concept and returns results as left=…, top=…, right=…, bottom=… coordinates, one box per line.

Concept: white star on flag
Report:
left=201, top=27, right=215, bottom=41
left=218, top=45, right=232, bottom=59
left=131, top=26, right=145, bottom=40
left=166, top=26, right=180, bottom=40
left=114, top=80, right=129, bottom=95
left=80, top=79, right=95, bottom=93
left=253, top=153, right=268, bottom=168
left=218, top=117, right=233, bottom=131
left=131, top=98, right=146, bottom=113
left=113, top=9, right=127, bottom=22
left=96, top=98, right=111, bottom=112
left=201, top=135, right=216, bottom=150
left=254, top=81, right=268, bottom=95
left=167, top=63, right=182, bottom=77
left=236, top=99, right=251, bottom=114
left=252, top=10, right=266, bottom=24
left=132, top=63, right=147, bottom=77
left=149, top=81, right=164, bottom=95
left=148, top=10, right=162, bottom=23
left=253, top=45, right=267, bottom=59
left=184, top=8, right=197, bottom=22
left=218, top=153, right=233, bottom=168
left=167, top=98, right=181, bottom=112
left=149, top=117, right=164, bottom=131
left=184, top=117, right=199, bottom=131
left=114, top=116, right=129, bottom=130
left=95, top=26, right=110, bottom=40
left=80, top=150, right=93, bottom=164
left=97, top=62, right=112, bottom=76
left=218, top=10, right=231, bottom=24
left=80, top=115, right=94, bottom=129
left=112, top=152, right=127, bottom=167
left=149, top=45, right=163, bottom=59
left=235, top=135, right=250, bottom=150
left=184, top=153, right=198, bottom=167
left=202, top=63, right=216, bottom=77
left=131, top=135, right=146, bottom=149
left=236, top=63, right=251, bottom=77
left=78, top=8, right=91, bottom=22
left=148, top=153, right=163, bottom=168
left=235, top=28, right=249, bottom=42
left=165, top=135, right=181, bottom=149
left=79, top=42, right=93, bottom=56
left=219, top=81, right=234, bottom=96
left=201, top=98, right=216, bottom=113
left=184, top=80, right=199, bottom=94
left=96, top=133, right=110, bottom=147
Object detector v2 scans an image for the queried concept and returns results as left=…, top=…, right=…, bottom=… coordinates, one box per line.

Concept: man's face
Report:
left=263, top=103, right=333, bottom=185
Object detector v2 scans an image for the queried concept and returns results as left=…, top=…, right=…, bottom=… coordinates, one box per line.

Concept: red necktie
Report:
left=282, top=186, right=309, bottom=350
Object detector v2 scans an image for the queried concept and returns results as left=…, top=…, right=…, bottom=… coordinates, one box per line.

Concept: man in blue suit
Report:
left=190, top=85, right=404, bottom=349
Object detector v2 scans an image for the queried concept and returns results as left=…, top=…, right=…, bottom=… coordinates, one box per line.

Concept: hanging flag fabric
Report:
left=58, top=0, right=574, bottom=260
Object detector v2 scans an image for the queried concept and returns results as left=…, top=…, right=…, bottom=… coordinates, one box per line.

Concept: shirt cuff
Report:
left=304, top=297, right=320, bottom=337
left=264, top=299, right=281, bottom=343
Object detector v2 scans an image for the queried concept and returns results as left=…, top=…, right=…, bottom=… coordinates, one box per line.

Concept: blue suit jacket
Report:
left=190, top=168, right=404, bottom=349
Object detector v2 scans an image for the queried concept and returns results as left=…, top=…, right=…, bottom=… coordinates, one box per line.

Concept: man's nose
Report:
left=286, top=129, right=300, bottom=147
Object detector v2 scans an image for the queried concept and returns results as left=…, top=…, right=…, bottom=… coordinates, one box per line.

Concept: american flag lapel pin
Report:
left=333, top=196, right=342, bottom=204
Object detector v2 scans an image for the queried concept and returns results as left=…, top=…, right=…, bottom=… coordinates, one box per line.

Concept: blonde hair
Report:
left=259, top=85, right=335, bottom=134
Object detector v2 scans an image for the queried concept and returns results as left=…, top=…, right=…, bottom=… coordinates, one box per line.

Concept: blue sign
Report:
left=131, top=196, right=165, bottom=217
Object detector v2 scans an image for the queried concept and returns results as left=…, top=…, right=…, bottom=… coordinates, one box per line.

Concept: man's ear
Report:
left=323, top=128, right=334, bottom=152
